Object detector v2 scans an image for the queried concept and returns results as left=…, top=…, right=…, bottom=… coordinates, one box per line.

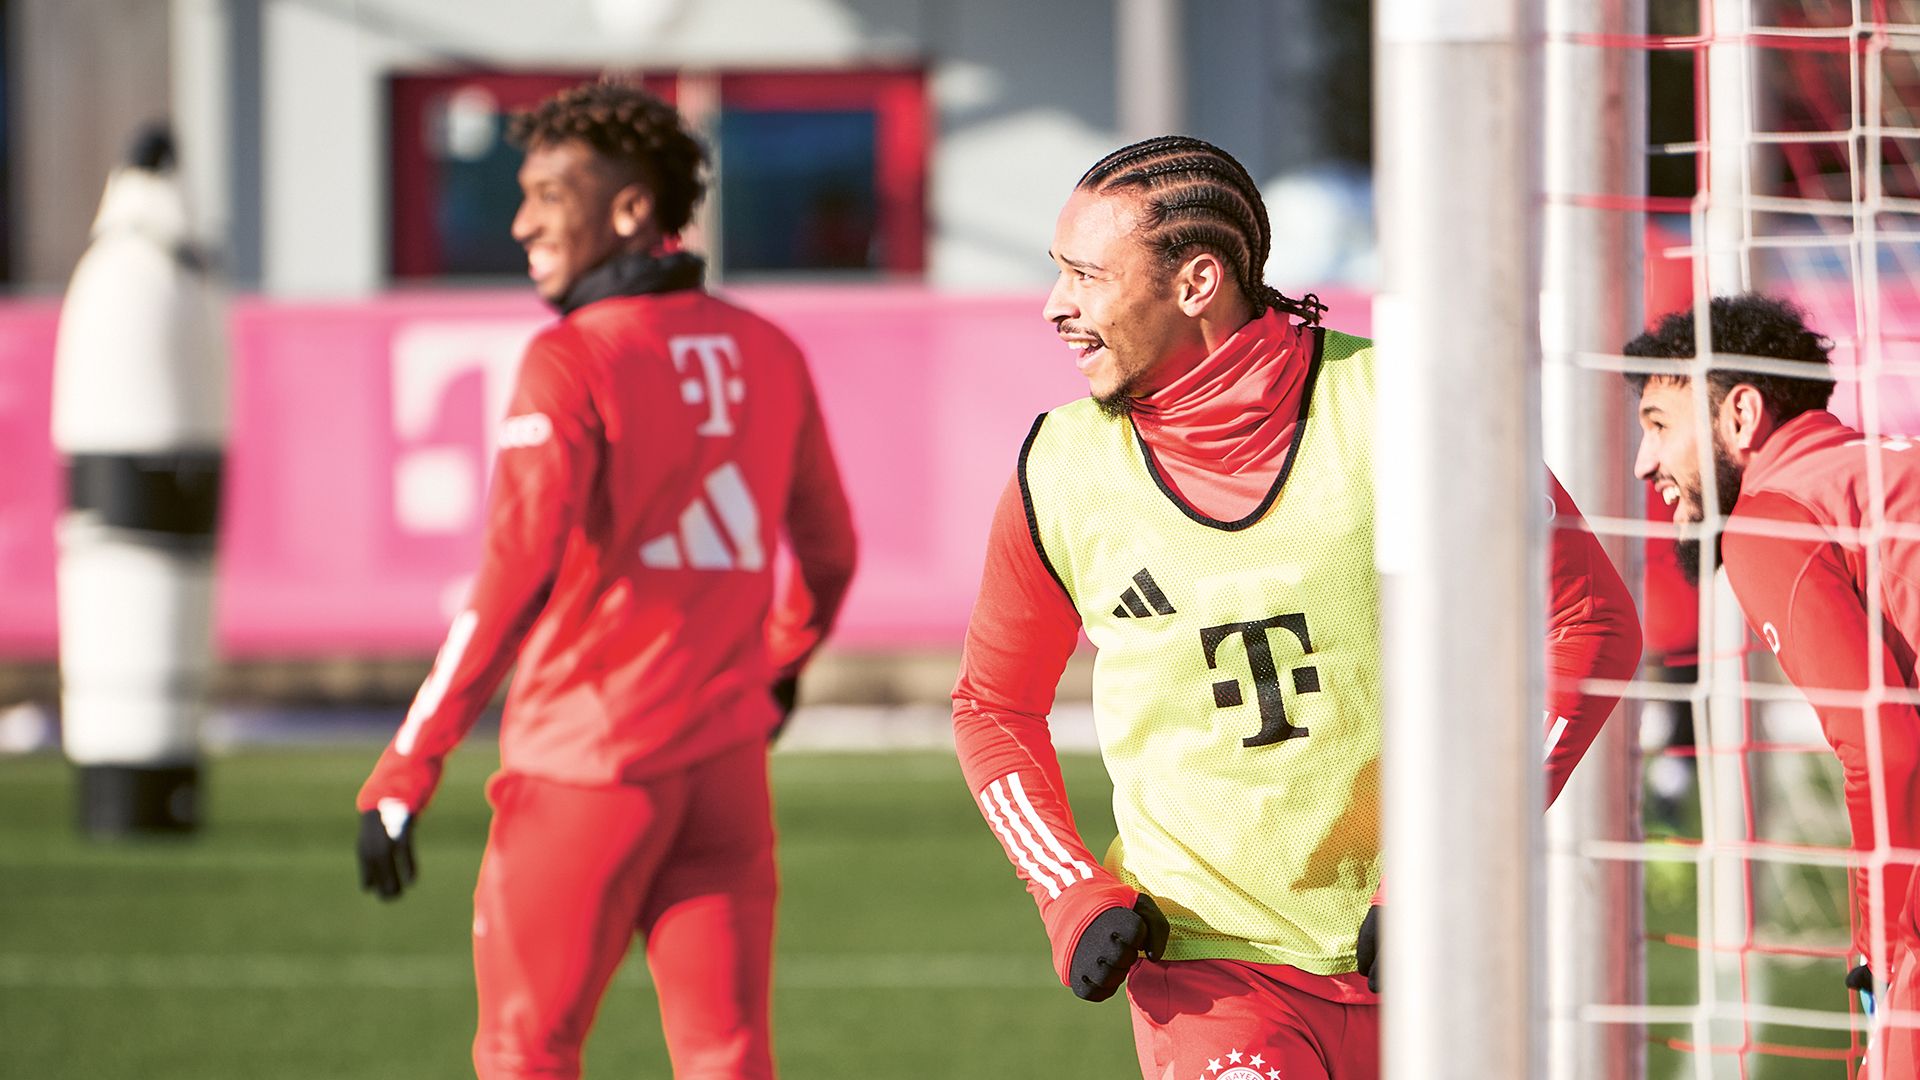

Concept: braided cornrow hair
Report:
left=508, top=81, right=708, bottom=235
left=1078, top=135, right=1325, bottom=326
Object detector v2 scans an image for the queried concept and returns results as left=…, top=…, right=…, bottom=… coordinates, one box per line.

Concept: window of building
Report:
left=388, top=69, right=926, bottom=282
left=713, top=70, right=927, bottom=277
left=389, top=71, right=668, bottom=279
left=721, top=109, right=876, bottom=272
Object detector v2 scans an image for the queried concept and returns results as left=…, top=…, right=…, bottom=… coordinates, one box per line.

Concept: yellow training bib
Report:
left=1019, top=329, right=1381, bottom=973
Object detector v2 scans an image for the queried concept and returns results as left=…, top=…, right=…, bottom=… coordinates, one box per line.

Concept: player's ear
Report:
left=610, top=184, right=656, bottom=240
left=1721, top=383, right=1771, bottom=452
left=1174, top=251, right=1226, bottom=317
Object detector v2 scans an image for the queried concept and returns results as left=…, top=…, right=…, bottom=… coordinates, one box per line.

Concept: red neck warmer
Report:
left=1128, top=309, right=1314, bottom=522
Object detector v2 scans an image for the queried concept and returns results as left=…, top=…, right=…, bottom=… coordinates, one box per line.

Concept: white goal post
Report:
left=1375, top=2, right=1547, bottom=1079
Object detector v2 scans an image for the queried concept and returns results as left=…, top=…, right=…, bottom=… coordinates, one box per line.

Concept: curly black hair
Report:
left=508, top=81, right=708, bottom=236
left=1624, top=293, right=1835, bottom=424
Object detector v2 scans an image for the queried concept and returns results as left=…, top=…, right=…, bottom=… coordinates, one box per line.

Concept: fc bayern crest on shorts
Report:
left=1203, top=1048, right=1280, bottom=1080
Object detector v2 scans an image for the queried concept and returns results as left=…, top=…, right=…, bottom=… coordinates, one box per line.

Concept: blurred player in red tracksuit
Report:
left=353, top=84, right=856, bottom=1080
left=953, top=136, right=1642, bottom=1080
left=1630, top=293, right=1920, bottom=1077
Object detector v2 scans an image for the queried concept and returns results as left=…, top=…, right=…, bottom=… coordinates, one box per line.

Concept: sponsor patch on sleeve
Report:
left=499, top=412, right=553, bottom=449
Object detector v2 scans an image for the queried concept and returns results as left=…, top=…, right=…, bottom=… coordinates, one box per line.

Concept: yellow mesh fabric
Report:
left=1022, top=331, right=1382, bottom=973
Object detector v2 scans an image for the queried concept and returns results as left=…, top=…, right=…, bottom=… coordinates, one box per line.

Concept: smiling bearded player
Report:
left=353, top=83, right=856, bottom=1080
left=951, top=136, right=1643, bottom=1080
left=1629, top=294, right=1920, bottom=1077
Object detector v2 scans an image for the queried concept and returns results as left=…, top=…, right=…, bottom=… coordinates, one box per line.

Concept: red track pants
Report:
left=470, top=739, right=778, bottom=1080
left=1128, top=958, right=1379, bottom=1080
left=1876, top=882, right=1920, bottom=1080
left=1878, top=941, right=1919, bottom=1080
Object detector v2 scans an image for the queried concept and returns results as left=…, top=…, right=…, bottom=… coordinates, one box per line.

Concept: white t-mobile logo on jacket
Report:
left=671, top=335, right=745, bottom=436
left=638, top=462, right=764, bottom=571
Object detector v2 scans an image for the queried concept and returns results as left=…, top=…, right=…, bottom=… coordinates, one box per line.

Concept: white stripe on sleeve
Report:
left=1544, top=711, right=1570, bottom=755
left=988, top=778, right=1078, bottom=890
left=978, top=782, right=1062, bottom=898
left=1007, top=773, right=1094, bottom=882
left=396, top=609, right=479, bottom=755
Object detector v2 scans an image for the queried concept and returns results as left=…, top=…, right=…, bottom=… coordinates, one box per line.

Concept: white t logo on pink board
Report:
left=389, top=320, right=543, bottom=536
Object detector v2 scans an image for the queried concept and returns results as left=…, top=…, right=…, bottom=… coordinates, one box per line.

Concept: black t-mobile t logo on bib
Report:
left=1200, top=614, right=1319, bottom=747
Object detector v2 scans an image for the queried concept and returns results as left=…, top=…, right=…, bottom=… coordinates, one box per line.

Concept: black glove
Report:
left=1355, top=905, right=1382, bottom=993
left=357, top=806, right=416, bottom=901
left=1068, top=894, right=1170, bottom=1002
left=1847, top=962, right=1875, bottom=1004
left=769, top=676, right=800, bottom=740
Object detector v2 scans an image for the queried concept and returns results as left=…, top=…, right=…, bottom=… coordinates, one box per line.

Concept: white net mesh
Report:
left=1556, top=2, right=1920, bottom=1076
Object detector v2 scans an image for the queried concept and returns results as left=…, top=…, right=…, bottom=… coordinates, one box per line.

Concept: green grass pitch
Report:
left=0, top=747, right=1140, bottom=1079
left=4, top=742, right=1867, bottom=1078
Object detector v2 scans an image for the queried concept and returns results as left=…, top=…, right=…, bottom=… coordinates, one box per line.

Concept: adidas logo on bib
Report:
left=1112, top=568, right=1177, bottom=619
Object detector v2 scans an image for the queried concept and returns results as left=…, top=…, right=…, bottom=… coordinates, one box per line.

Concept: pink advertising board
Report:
left=0, top=284, right=1372, bottom=658
left=0, top=298, right=60, bottom=654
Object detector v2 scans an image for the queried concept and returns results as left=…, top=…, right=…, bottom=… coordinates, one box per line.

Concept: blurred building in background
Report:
left=0, top=0, right=1378, bottom=709
left=3, top=1, right=1896, bottom=714
left=4, top=0, right=1378, bottom=295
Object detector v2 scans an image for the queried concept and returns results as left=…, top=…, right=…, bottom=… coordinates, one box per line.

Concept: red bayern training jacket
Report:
left=1723, top=409, right=1920, bottom=963
left=360, top=286, right=856, bottom=814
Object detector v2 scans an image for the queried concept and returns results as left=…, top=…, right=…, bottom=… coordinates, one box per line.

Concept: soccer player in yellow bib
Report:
left=951, top=136, right=1643, bottom=1080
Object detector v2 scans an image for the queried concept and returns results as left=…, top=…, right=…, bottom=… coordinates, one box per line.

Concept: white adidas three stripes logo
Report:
left=639, top=462, right=765, bottom=571
left=978, top=773, right=1094, bottom=899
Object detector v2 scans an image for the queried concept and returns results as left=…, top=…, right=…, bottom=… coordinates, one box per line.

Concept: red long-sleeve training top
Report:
left=952, top=311, right=1644, bottom=999
left=1723, top=409, right=1920, bottom=964
left=359, top=287, right=856, bottom=814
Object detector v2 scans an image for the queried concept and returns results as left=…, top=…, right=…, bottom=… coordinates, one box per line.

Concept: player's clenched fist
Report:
left=1069, top=894, right=1170, bottom=1001
left=1354, top=904, right=1382, bottom=993
left=357, top=805, right=416, bottom=901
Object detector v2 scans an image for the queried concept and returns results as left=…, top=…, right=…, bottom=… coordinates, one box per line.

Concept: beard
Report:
left=1094, top=387, right=1133, bottom=419
left=1093, top=360, right=1150, bottom=419
left=1672, top=432, right=1746, bottom=587
left=1072, top=327, right=1154, bottom=420
left=1672, top=533, right=1714, bottom=589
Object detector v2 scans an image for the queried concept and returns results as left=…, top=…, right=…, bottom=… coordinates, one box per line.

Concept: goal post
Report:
left=1375, top=1, right=1546, bottom=1078
left=1541, top=0, right=1649, bottom=1076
